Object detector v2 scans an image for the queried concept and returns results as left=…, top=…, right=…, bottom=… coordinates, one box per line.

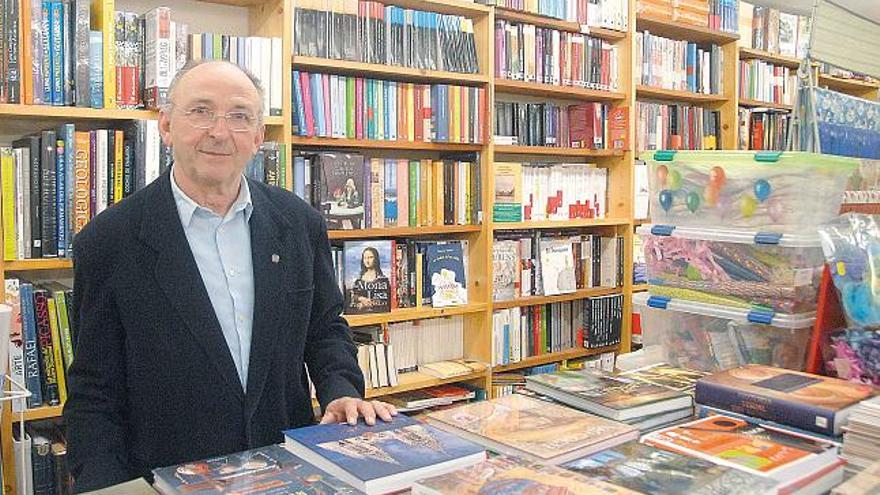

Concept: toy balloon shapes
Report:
left=686, top=191, right=701, bottom=213
left=659, top=190, right=674, bottom=212
left=741, top=195, right=758, bottom=218
left=709, top=166, right=726, bottom=188
left=656, top=165, right=669, bottom=186
left=668, top=170, right=682, bottom=190
left=767, top=198, right=784, bottom=223
left=704, top=185, right=719, bottom=207
left=754, top=179, right=771, bottom=202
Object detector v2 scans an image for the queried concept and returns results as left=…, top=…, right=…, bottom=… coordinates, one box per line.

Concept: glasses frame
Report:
left=173, top=105, right=261, bottom=133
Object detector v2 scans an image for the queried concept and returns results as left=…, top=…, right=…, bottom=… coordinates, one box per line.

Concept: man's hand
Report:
left=320, top=397, right=398, bottom=426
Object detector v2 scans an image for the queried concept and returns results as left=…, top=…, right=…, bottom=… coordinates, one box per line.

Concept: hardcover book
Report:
left=283, top=415, right=486, bottom=495
left=492, top=162, right=522, bottom=222
left=695, top=365, right=876, bottom=436
left=425, top=242, right=467, bottom=307
left=315, top=152, right=365, bottom=230
left=425, top=394, right=638, bottom=465
left=343, top=240, right=393, bottom=314
left=620, top=362, right=710, bottom=393
left=152, top=444, right=360, bottom=494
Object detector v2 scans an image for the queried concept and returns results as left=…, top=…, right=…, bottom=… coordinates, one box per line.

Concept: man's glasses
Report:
left=179, top=106, right=259, bottom=132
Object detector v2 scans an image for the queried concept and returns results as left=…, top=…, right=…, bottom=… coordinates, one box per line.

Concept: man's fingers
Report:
left=319, top=410, right=337, bottom=425
left=372, top=400, right=394, bottom=422
left=345, top=400, right=359, bottom=425
left=359, top=401, right=377, bottom=426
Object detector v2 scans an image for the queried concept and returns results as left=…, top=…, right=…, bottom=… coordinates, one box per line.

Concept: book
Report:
left=153, top=444, right=361, bottom=494
left=694, top=365, right=876, bottom=436
left=524, top=368, right=692, bottom=421
left=492, top=162, right=522, bottom=222
left=417, top=359, right=486, bottom=379
left=412, top=455, right=637, bottom=495
left=343, top=240, right=393, bottom=314
left=426, top=394, right=638, bottom=465
left=314, top=152, right=365, bottom=230
left=425, top=242, right=467, bottom=307
left=834, top=460, right=880, bottom=495
left=283, top=415, right=486, bottom=495
left=620, top=362, right=710, bottom=393
left=538, top=237, right=576, bottom=296
left=564, top=441, right=779, bottom=495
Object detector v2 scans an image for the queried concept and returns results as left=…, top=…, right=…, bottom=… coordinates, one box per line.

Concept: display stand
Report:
left=2, top=376, right=32, bottom=495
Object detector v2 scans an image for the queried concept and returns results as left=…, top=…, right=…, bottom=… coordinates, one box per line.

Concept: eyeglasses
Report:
left=179, top=106, right=259, bottom=132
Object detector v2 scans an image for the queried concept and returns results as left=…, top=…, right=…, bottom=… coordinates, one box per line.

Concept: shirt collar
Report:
left=170, top=166, right=254, bottom=227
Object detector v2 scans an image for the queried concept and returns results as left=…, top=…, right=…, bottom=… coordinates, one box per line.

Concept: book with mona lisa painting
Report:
left=343, top=240, right=395, bottom=314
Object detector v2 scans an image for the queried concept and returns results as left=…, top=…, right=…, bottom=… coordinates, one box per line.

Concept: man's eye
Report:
left=190, top=107, right=212, bottom=116
left=228, top=112, right=252, bottom=122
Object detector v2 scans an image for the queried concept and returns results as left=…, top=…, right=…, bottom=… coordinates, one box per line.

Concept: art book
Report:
left=425, top=242, right=467, bottom=307
left=343, top=240, right=394, bottom=314
left=283, top=415, right=485, bottom=495
left=315, top=152, right=365, bottom=230
left=425, top=394, right=638, bottom=465
left=563, top=441, right=779, bottom=495
left=695, top=365, right=876, bottom=436
left=619, top=362, right=710, bottom=393
left=152, top=444, right=361, bottom=494
left=412, top=455, right=639, bottom=495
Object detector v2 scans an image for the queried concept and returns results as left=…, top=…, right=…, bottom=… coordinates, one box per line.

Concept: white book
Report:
left=145, top=120, right=161, bottom=187
left=375, top=343, right=389, bottom=388
left=95, top=129, right=108, bottom=215
left=270, top=37, right=282, bottom=116
left=13, top=149, right=26, bottom=259
left=357, top=345, right=372, bottom=390
left=385, top=343, right=399, bottom=387
left=13, top=430, right=33, bottom=495
left=367, top=343, right=380, bottom=388
left=260, top=38, right=272, bottom=118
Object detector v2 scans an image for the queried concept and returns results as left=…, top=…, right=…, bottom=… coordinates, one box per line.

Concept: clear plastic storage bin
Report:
left=637, top=225, right=825, bottom=313
left=633, top=292, right=815, bottom=372
left=647, top=150, right=859, bottom=233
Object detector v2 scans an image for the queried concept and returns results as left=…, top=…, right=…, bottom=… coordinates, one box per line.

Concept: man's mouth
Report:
left=199, top=150, right=233, bottom=156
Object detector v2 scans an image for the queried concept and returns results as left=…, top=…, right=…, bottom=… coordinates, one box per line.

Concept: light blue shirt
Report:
left=170, top=169, right=255, bottom=391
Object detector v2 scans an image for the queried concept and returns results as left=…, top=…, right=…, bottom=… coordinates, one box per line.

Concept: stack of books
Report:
left=840, top=397, right=880, bottom=477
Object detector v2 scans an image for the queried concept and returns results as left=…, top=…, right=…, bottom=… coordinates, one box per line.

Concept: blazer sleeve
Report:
left=63, top=231, right=133, bottom=492
left=302, top=215, right=365, bottom=409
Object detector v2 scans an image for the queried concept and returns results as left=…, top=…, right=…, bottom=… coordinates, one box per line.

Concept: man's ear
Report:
left=159, top=108, right=173, bottom=146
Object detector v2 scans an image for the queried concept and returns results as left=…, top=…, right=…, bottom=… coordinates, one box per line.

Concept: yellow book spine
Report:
left=1, top=148, right=17, bottom=261
left=406, top=83, right=415, bottom=141
left=48, top=297, right=68, bottom=404
left=91, top=0, right=116, bottom=109
left=451, top=86, right=460, bottom=143
left=432, top=160, right=444, bottom=224
left=114, top=130, right=124, bottom=202
left=415, top=252, right=423, bottom=308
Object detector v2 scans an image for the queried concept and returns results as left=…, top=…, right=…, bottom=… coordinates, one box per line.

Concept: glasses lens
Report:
left=186, top=108, right=215, bottom=129
left=226, top=112, right=255, bottom=132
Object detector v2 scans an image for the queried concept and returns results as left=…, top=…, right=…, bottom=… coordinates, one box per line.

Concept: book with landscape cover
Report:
left=695, top=365, right=876, bottom=436
left=283, top=415, right=486, bottom=495
left=412, top=455, right=639, bottom=495
left=563, top=441, right=778, bottom=495
left=426, top=394, right=638, bottom=465
left=492, top=162, right=522, bottom=222
left=152, top=444, right=361, bottom=494
left=344, top=240, right=394, bottom=314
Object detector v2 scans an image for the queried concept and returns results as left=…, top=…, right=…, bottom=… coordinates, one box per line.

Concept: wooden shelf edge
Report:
left=492, top=287, right=622, bottom=310
left=290, top=136, right=484, bottom=152
left=738, top=47, right=802, bottom=69
left=493, top=7, right=627, bottom=41
left=493, top=218, right=630, bottom=230
left=818, top=74, right=880, bottom=95
left=636, top=14, right=739, bottom=44
left=329, top=225, right=482, bottom=240
left=380, top=0, right=491, bottom=17
left=365, top=369, right=488, bottom=399
left=636, top=85, right=728, bottom=104
left=292, top=56, right=489, bottom=85
left=492, top=345, right=617, bottom=373
left=633, top=284, right=649, bottom=293
left=343, top=303, right=488, bottom=327
left=0, top=104, right=157, bottom=120
left=494, top=79, right=626, bottom=101
left=4, top=259, right=74, bottom=271
left=738, top=98, right=793, bottom=111
left=18, top=405, right=64, bottom=422
left=493, top=145, right=623, bottom=158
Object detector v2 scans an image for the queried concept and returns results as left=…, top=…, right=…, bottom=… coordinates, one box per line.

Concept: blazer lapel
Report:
left=138, top=170, right=245, bottom=403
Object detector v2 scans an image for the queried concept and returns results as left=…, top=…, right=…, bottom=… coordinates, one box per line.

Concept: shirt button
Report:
left=228, top=269, right=237, bottom=277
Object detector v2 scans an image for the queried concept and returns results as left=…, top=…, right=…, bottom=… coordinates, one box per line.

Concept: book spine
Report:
left=34, top=290, right=61, bottom=406
left=1, top=149, right=16, bottom=260
left=694, top=380, right=837, bottom=437
left=20, top=284, right=44, bottom=407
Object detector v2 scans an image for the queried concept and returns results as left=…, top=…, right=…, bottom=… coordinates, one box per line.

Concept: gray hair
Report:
left=164, top=59, right=266, bottom=123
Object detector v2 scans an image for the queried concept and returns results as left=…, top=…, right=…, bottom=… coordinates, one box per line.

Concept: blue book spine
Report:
left=366, top=80, right=374, bottom=140
left=88, top=31, right=103, bottom=108
left=41, top=1, right=53, bottom=104
left=384, top=159, right=397, bottom=226
left=310, top=73, right=325, bottom=138
left=20, top=284, right=44, bottom=408
left=50, top=0, right=64, bottom=105
left=363, top=158, right=371, bottom=228
left=696, top=405, right=840, bottom=444
left=687, top=43, right=697, bottom=93
left=383, top=81, right=390, bottom=141
left=62, top=123, right=75, bottom=256
left=292, top=70, right=303, bottom=136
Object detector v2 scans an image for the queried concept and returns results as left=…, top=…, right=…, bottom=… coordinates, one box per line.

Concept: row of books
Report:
left=738, top=59, right=796, bottom=106
left=492, top=233, right=623, bottom=300
left=383, top=383, right=477, bottom=413
left=6, top=279, right=74, bottom=412
left=244, top=142, right=288, bottom=190
left=13, top=421, right=72, bottom=495
left=493, top=162, right=607, bottom=223
left=293, top=0, right=480, bottom=74
left=638, top=0, right=739, bottom=33
left=291, top=71, right=487, bottom=144
left=740, top=2, right=810, bottom=59
left=293, top=152, right=481, bottom=231
left=636, top=32, right=724, bottom=95
left=382, top=317, right=466, bottom=376
left=494, top=20, right=619, bottom=91
left=330, top=239, right=467, bottom=314
left=475, top=0, right=629, bottom=31
left=737, top=107, right=790, bottom=151
left=0, top=121, right=164, bottom=260
left=494, top=101, right=624, bottom=149
left=636, top=101, right=722, bottom=152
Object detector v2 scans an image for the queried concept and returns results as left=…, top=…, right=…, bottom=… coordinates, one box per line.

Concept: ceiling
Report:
left=751, top=0, right=880, bottom=22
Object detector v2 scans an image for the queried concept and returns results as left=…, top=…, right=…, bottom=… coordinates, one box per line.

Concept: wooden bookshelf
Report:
left=493, top=345, right=619, bottom=373
left=20, top=405, right=65, bottom=422
left=292, top=56, right=491, bottom=86
left=0, top=104, right=158, bottom=121
left=494, top=7, right=627, bottom=42
left=493, top=145, right=623, bottom=158
left=493, top=218, right=630, bottom=230
left=343, top=303, right=489, bottom=327
left=818, top=74, right=880, bottom=99
left=289, top=136, right=484, bottom=152
left=633, top=284, right=648, bottom=293
left=493, top=287, right=622, bottom=310
left=365, top=368, right=489, bottom=399
left=738, top=47, right=801, bottom=69
left=494, top=79, right=625, bottom=102
left=636, top=85, right=729, bottom=104
left=738, top=98, right=793, bottom=111
left=635, top=14, right=739, bottom=44
left=377, top=0, right=491, bottom=17
left=3, top=259, right=74, bottom=271
left=328, top=225, right=482, bottom=240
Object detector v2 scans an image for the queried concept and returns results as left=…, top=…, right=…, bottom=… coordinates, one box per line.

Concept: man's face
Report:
left=159, top=62, right=265, bottom=188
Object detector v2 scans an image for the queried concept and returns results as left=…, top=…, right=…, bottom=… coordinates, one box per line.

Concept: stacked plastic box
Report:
left=634, top=150, right=859, bottom=372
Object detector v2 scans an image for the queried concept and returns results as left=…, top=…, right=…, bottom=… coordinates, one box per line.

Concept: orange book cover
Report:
left=609, top=106, right=630, bottom=151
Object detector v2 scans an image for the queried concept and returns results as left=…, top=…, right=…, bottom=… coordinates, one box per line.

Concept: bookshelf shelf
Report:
left=3, top=259, right=73, bottom=271
left=818, top=74, right=880, bottom=98
left=365, top=368, right=489, bottom=399
left=19, top=405, right=64, bottom=422
left=738, top=98, right=793, bottom=111
left=494, top=79, right=626, bottom=102
left=492, top=287, right=622, bottom=310
left=343, top=303, right=489, bottom=327
left=292, top=56, right=490, bottom=86
left=328, top=225, right=481, bottom=240
left=0, top=104, right=157, bottom=121
left=493, top=218, right=630, bottom=230
left=633, top=284, right=648, bottom=293
left=494, top=7, right=627, bottom=42
left=738, top=47, right=801, bottom=69
left=636, top=85, right=728, bottom=104
left=635, top=14, right=739, bottom=44
left=493, top=145, right=623, bottom=158
left=379, top=0, right=491, bottom=17
left=289, top=136, right=484, bottom=152
left=493, top=345, right=619, bottom=373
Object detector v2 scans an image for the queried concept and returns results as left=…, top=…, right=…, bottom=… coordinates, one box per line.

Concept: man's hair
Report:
left=163, top=59, right=265, bottom=123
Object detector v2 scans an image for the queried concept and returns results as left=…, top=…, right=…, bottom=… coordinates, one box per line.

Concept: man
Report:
left=64, top=60, right=395, bottom=492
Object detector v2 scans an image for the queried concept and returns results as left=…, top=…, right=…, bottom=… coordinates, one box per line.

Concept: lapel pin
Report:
left=271, top=254, right=280, bottom=263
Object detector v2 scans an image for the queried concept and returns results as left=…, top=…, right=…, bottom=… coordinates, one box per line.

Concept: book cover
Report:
left=563, top=441, right=779, bottom=495
left=492, top=240, right=518, bottom=301
left=492, top=162, right=522, bottom=222
left=538, top=237, right=576, bottom=296
left=284, top=415, right=485, bottom=495
left=426, top=394, right=638, bottom=465
left=695, top=365, right=876, bottom=436
left=413, top=455, right=639, bottom=495
left=620, top=362, right=710, bottom=393
left=316, top=152, right=365, bottom=230
left=425, top=242, right=467, bottom=307
left=343, top=240, right=393, bottom=314
left=152, top=444, right=362, bottom=495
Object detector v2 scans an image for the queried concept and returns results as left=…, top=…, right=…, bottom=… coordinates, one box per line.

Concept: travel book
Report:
left=283, top=415, right=486, bottom=495
left=620, top=362, right=710, bottom=393
left=412, top=455, right=638, bottom=495
left=563, top=441, right=779, bottom=495
left=425, top=394, right=638, bottom=465
left=695, top=365, right=876, bottom=436
left=343, top=240, right=394, bottom=314
left=152, top=444, right=361, bottom=494
left=524, top=368, right=693, bottom=421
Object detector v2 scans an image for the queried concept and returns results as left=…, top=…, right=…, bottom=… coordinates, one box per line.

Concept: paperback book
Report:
left=343, top=240, right=394, bottom=314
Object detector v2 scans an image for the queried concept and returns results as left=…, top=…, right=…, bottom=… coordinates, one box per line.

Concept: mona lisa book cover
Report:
left=343, top=240, right=395, bottom=314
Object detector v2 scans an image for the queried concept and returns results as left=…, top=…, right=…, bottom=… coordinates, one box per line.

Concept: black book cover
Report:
left=13, top=135, right=43, bottom=258
left=40, top=130, right=58, bottom=257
